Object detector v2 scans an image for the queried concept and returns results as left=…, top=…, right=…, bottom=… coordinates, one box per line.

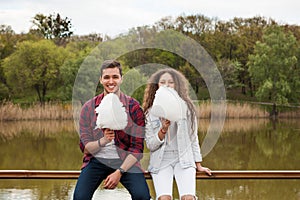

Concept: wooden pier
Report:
left=0, top=170, right=300, bottom=179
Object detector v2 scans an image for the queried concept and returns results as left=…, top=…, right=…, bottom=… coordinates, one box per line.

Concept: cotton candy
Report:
left=150, top=86, right=187, bottom=121
left=95, top=93, right=128, bottom=130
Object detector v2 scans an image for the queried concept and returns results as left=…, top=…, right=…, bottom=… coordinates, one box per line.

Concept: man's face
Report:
left=100, top=67, right=122, bottom=95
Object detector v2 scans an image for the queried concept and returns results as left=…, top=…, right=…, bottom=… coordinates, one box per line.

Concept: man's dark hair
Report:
left=100, top=60, right=122, bottom=77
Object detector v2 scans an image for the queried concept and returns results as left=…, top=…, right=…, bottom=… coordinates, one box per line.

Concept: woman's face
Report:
left=158, top=72, right=175, bottom=88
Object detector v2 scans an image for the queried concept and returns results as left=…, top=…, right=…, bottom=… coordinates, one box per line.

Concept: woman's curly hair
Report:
left=142, top=68, right=197, bottom=131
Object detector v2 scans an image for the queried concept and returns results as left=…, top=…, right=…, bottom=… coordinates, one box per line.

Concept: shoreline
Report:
left=0, top=101, right=299, bottom=121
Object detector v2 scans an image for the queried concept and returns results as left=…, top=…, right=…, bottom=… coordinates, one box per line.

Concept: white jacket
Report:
left=145, top=109, right=202, bottom=173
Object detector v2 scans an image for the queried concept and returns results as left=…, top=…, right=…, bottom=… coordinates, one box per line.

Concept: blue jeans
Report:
left=73, top=158, right=151, bottom=200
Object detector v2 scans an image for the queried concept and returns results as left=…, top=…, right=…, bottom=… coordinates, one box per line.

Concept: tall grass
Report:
left=197, top=101, right=269, bottom=118
left=198, top=118, right=269, bottom=133
left=0, top=120, right=76, bottom=141
left=196, top=101, right=300, bottom=118
left=0, top=101, right=299, bottom=121
left=0, top=101, right=73, bottom=121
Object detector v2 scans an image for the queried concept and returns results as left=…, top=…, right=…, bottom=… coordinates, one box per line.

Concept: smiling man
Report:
left=73, top=60, right=151, bottom=200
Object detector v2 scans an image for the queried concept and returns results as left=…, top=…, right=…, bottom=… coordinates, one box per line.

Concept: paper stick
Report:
left=168, top=128, right=170, bottom=144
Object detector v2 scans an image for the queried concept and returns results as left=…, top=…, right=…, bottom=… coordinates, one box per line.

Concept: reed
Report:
left=197, top=101, right=266, bottom=119
left=0, top=120, right=76, bottom=141
left=198, top=118, right=269, bottom=133
left=0, top=101, right=73, bottom=121
left=197, top=101, right=300, bottom=118
left=0, top=101, right=299, bottom=121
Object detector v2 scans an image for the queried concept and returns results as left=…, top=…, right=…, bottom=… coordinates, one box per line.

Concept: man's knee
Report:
left=73, top=183, right=94, bottom=200
left=130, top=189, right=151, bottom=200
left=181, top=194, right=196, bottom=200
left=158, top=195, right=172, bottom=200
left=73, top=191, right=93, bottom=200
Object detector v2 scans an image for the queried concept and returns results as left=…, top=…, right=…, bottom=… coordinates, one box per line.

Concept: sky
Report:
left=0, top=0, right=299, bottom=37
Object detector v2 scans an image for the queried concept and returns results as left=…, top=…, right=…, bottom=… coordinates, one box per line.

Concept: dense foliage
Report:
left=0, top=13, right=299, bottom=115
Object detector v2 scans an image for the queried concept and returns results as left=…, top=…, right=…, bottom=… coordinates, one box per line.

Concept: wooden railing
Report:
left=1, top=170, right=300, bottom=179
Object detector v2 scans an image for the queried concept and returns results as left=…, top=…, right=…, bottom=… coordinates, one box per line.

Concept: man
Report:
left=73, top=60, right=151, bottom=200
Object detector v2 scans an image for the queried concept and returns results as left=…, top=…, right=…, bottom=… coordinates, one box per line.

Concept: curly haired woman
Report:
left=143, top=68, right=211, bottom=200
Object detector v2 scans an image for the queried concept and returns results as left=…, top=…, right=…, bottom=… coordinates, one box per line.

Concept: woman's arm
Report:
left=145, top=114, right=165, bottom=151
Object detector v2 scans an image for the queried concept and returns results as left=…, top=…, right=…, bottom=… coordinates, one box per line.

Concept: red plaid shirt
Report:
left=79, top=92, right=145, bottom=169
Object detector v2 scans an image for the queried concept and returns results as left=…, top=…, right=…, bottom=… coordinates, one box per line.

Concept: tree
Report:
left=0, top=25, right=16, bottom=99
left=57, top=41, right=96, bottom=101
left=217, top=59, right=243, bottom=90
left=179, top=62, right=203, bottom=95
left=121, top=67, right=147, bottom=103
left=31, top=13, right=73, bottom=46
left=248, top=25, right=299, bottom=117
left=3, top=40, right=68, bottom=104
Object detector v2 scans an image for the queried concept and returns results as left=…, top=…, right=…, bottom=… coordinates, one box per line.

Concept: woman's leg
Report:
left=151, top=165, right=174, bottom=200
left=173, top=163, right=197, bottom=200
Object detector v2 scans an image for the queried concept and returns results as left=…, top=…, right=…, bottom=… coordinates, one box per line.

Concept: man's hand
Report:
left=103, top=128, right=115, bottom=142
left=103, top=170, right=122, bottom=189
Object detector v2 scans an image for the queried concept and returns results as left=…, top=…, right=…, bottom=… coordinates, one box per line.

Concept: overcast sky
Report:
left=0, top=0, right=299, bottom=37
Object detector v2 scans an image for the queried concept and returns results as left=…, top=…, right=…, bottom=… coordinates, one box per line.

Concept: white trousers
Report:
left=151, top=161, right=196, bottom=199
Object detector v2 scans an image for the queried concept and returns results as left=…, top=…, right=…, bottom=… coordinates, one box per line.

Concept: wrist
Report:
left=98, top=139, right=101, bottom=147
left=117, top=167, right=126, bottom=175
left=98, top=137, right=109, bottom=147
left=160, top=128, right=167, bottom=134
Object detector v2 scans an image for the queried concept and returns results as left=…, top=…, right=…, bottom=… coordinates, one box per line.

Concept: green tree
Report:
left=57, top=41, right=96, bottom=101
left=121, top=67, right=147, bottom=103
left=3, top=40, right=68, bottom=104
left=179, top=62, right=203, bottom=94
left=31, top=13, right=73, bottom=46
left=248, top=25, right=299, bottom=116
left=217, top=59, right=243, bottom=90
left=0, top=25, right=16, bottom=99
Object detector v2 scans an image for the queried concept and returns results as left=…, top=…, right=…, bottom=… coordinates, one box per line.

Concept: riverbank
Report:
left=0, top=101, right=299, bottom=121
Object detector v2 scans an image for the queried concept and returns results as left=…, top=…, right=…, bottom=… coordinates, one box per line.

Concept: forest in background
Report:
left=0, top=13, right=299, bottom=117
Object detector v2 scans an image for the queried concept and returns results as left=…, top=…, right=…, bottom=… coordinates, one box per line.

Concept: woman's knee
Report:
left=158, top=195, right=172, bottom=200
left=181, top=194, right=196, bottom=200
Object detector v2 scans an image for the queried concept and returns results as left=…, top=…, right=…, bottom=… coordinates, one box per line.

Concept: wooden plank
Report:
left=0, top=170, right=300, bottom=179
left=196, top=170, right=300, bottom=179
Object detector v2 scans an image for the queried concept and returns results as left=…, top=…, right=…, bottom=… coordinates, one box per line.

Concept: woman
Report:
left=143, top=68, right=211, bottom=200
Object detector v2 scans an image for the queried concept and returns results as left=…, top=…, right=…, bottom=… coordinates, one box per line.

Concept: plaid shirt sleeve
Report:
left=79, top=98, right=96, bottom=152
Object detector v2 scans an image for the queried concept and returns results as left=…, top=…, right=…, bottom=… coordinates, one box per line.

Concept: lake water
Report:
left=0, top=119, right=299, bottom=200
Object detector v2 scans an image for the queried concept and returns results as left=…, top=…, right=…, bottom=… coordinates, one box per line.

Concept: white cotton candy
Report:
left=95, top=93, right=128, bottom=130
left=150, top=86, right=187, bottom=121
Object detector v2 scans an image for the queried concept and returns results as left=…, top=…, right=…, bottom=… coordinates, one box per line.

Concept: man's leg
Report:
left=120, top=167, right=151, bottom=200
left=73, top=158, right=112, bottom=200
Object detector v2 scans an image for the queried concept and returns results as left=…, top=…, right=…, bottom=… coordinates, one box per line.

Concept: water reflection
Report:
left=0, top=179, right=299, bottom=200
left=0, top=120, right=77, bottom=141
left=0, top=180, right=75, bottom=200
left=0, top=120, right=82, bottom=170
left=0, top=119, right=299, bottom=199
left=197, top=180, right=300, bottom=200
left=199, top=119, right=300, bottom=170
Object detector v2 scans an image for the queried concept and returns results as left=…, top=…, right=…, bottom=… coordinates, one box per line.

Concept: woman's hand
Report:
left=196, top=162, right=212, bottom=176
left=157, top=118, right=171, bottom=141
left=161, top=118, right=171, bottom=133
